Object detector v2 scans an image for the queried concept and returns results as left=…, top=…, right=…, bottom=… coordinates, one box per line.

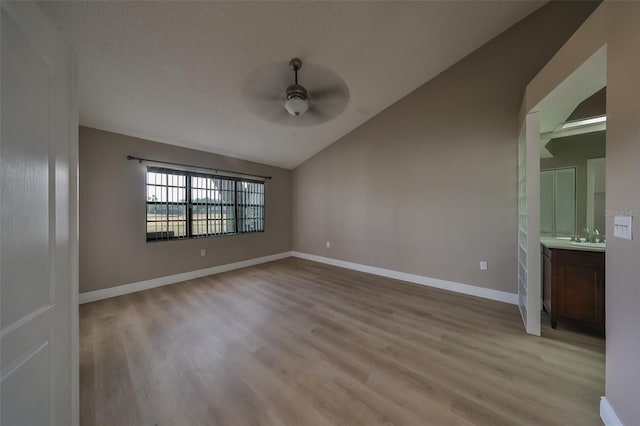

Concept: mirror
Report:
left=539, top=88, right=606, bottom=237
left=587, top=158, right=606, bottom=232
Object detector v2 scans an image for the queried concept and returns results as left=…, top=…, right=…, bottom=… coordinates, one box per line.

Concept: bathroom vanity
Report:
left=541, top=237, right=605, bottom=334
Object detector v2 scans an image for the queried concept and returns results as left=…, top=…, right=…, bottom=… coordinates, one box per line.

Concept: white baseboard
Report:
left=601, top=397, right=624, bottom=426
left=291, top=251, right=518, bottom=305
left=80, top=250, right=519, bottom=306
left=79, top=251, right=292, bottom=304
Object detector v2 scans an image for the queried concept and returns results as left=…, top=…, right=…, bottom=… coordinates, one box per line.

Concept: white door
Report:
left=1, top=2, right=78, bottom=425
left=517, top=112, right=541, bottom=336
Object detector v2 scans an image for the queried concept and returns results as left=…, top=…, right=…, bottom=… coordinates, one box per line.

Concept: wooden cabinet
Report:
left=542, top=245, right=605, bottom=334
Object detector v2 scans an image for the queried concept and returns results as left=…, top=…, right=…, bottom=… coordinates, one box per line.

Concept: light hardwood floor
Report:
left=80, top=257, right=605, bottom=426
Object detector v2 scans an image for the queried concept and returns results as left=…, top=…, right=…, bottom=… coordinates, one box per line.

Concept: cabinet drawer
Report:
left=544, top=247, right=604, bottom=268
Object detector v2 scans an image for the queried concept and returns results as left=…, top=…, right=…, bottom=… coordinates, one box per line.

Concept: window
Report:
left=190, top=175, right=236, bottom=237
left=145, top=167, right=264, bottom=241
left=146, top=170, right=187, bottom=239
left=237, top=181, right=265, bottom=233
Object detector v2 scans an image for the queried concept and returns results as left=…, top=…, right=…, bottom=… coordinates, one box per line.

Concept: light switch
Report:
left=613, top=216, right=633, bottom=240
left=480, top=261, right=488, bottom=271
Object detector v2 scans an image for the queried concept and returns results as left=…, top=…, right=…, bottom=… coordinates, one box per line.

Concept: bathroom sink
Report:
left=570, top=242, right=606, bottom=248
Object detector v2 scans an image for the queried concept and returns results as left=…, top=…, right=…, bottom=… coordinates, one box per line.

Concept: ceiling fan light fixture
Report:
left=284, top=84, right=309, bottom=116
left=284, top=97, right=309, bottom=116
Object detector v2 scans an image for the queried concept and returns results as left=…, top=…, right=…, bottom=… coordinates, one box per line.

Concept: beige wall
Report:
left=292, top=1, right=598, bottom=294
left=604, top=3, right=640, bottom=424
left=541, top=131, right=606, bottom=232
left=79, top=126, right=291, bottom=293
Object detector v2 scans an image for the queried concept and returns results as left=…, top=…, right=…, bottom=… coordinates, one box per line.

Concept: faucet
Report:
left=571, top=228, right=605, bottom=243
left=576, top=228, right=592, bottom=243
left=583, top=228, right=605, bottom=243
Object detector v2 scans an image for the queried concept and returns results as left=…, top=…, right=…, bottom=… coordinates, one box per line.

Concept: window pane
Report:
left=146, top=185, right=165, bottom=202
left=189, top=175, right=238, bottom=236
left=192, top=220, right=207, bottom=236
left=169, top=221, right=187, bottom=238
left=168, top=187, right=186, bottom=202
left=146, top=168, right=187, bottom=241
left=237, top=180, right=264, bottom=233
left=147, top=172, right=167, bottom=186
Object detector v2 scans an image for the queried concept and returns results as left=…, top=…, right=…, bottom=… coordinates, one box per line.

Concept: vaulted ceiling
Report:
left=40, top=1, right=544, bottom=169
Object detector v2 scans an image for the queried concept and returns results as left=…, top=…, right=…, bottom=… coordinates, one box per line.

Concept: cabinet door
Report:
left=554, top=168, right=576, bottom=236
left=558, top=264, right=600, bottom=324
left=540, top=171, right=555, bottom=236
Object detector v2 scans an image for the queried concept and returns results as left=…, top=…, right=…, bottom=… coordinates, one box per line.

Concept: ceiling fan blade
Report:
left=311, top=85, right=349, bottom=101
left=309, top=83, right=349, bottom=121
left=245, top=92, right=280, bottom=104
left=241, top=61, right=293, bottom=103
left=311, top=102, right=345, bottom=121
left=242, top=79, right=283, bottom=104
left=244, top=63, right=291, bottom=91
left=305, top=107, right=329, bottom=121
left=245, top=96, right=282, bottom=113
left=255, top=103, right=291, bottom=123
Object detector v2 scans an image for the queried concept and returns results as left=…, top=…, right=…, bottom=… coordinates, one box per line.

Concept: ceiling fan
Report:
left=242, top=58, right=349, bottom=127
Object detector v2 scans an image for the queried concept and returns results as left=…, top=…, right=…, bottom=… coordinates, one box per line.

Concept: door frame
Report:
left=517, top=112, right=541, bottom=336
left=520, top=43, right=606, bottom=335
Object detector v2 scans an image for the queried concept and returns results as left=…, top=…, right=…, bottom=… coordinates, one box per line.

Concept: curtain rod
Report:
left=126, top=155, right=272, bottom=180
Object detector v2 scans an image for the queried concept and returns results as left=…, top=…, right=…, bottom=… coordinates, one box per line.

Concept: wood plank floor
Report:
left=80, top=258, right=605, bottom=426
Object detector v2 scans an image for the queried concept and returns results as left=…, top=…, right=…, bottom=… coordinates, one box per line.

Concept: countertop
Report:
left=540, top=237, right=606, bottom=253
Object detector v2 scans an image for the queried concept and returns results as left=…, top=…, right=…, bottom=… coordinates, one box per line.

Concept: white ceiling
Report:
left=40, top=1, right=545, bottom=169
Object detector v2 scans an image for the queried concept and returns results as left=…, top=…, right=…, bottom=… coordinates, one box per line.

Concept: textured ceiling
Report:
left=40, top=1, right=544, bottom=169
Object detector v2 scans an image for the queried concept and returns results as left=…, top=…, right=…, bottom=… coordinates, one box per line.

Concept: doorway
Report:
left=518, top=45, right=606, bottom=337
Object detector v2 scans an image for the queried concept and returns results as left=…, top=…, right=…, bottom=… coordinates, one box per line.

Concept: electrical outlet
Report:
left=480, top=261, right=488, bottom=271
left=200, top=249, right=206, bottom=257
left=326, top=241, right=331, bottom=248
